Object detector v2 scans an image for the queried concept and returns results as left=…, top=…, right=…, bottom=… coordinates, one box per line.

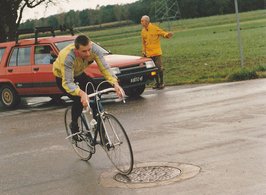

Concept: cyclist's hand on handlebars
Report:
left=113, top=82, right=125, bottom=99
left=79, top=90, right=89, bottom=108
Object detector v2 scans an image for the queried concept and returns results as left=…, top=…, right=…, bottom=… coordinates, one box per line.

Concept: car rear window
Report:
left=8, top=47, right=31, bottom=67
left=0, top=47, right=6, bottom=63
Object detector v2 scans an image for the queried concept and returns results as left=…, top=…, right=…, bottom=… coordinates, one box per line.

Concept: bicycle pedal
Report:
left=65, top=131, right=81, bottom=140
left=86, top=140, right=95, bottom=153
left=105, top=143, right=113, bottom=151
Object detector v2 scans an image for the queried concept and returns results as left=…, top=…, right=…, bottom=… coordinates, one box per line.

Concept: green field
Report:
left=82, top=10, right=266, bottom=85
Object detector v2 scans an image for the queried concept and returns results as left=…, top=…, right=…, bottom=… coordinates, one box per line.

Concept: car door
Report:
left=32, top=45, right=61, bottom=95
left=6, top=46, right=33, bottom=95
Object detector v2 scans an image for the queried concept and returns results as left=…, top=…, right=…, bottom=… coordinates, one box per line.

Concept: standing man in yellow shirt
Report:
left=141, top=15, right=173, bottom=89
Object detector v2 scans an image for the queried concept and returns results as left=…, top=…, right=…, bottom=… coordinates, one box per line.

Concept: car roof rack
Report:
left=15, top=26, right=55, bottom=44
left=34, top=26, right=55, bottom=43
left=15, top=28, right=34, bottom=43
left=15, top=26, right=74, bottom=44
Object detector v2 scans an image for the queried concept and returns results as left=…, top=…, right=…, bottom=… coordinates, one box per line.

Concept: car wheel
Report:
left=49, top=94, right=62, bottom=101
left=124, top=85, right=145, bottom=97
left=0, top=84, right=21, bottom=109
left=49, top=94, right=65, bottom=104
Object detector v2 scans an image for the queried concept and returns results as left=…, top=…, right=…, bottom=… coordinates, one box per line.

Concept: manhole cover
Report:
left=114, top=166, right=181, bottom=183
left=100, top=162, right=201, bottom=188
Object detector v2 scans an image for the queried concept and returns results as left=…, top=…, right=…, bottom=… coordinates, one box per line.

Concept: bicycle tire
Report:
left=64, top=107, right=93, bottom=161
left=100, top=113, right=133, bottom=175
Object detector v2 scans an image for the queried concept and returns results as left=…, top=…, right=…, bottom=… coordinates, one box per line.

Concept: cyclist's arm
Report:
left=92, top=44, right=118, bottom=85
left=61, top=53, right=81, bottom=96
left=78, top=89, right=89, bottom=107
left=61, top=53, right=89, bottom=107
left=92, top=45, right=124, bottom=98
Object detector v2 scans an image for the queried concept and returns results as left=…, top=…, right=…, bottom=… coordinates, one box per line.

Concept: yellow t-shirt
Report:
left=141, top=23, right=169, bottom=57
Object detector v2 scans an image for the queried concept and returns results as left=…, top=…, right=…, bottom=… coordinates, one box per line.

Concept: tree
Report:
left=79, top=10, right=90, bottom=26
left=100, top=5, right=116, bottom=23
left=114, top=5, right=123, bottom=22
left=0, top=0, right=55, bottom=42
left=64, top=10, right=79, bottom=27
left=121, top=5, right=130, bottom=21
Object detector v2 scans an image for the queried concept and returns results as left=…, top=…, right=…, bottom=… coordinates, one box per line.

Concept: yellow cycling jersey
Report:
left=141, top=23, right=169, bottom=57
left=53, top=43, right=117, bottom=96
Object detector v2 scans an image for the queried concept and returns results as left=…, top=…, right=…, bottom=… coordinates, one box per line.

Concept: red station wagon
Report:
left=0, top=27, right=158, bottom=109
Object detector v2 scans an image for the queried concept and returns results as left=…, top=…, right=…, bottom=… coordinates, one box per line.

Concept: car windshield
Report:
left=55, top=40, right=109, bottom=55
left=55, top=40, right=73, bottom=51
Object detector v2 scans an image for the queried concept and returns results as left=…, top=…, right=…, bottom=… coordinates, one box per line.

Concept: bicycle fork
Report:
left=101, top=114, right=122, bottom=148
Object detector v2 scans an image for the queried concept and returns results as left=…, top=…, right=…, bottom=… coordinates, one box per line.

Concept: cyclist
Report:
left=53, top=35, right=124, bottom=141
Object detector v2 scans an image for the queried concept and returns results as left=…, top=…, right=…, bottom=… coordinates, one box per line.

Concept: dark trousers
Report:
left=56, top=73, right=95, bottom=123
left=151, top=56, right=164, bottom=85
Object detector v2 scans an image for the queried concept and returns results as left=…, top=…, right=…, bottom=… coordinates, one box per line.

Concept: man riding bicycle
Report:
left=53, top=35, right=124, bottom=141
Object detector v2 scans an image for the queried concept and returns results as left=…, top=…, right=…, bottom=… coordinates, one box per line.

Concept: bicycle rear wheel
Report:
left=64, top=107, right=93, bottom=161
left=100, top=113, right=133, bottom=175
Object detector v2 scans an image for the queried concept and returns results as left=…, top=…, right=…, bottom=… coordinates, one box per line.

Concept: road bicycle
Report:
left=64, top=81, right=134, bottom=175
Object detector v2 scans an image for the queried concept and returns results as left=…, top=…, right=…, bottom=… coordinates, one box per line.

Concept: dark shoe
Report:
left=106, top=143, right=113, bottom=151
left=69, top=122, right=81, bottom=142
left=158, top=84, right=165, bottom=90
left=152, top=84, right=160, bottom=89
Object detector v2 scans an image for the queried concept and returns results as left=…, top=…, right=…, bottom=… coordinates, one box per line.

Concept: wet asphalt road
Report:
left=0, top=79, right=266, bottom=195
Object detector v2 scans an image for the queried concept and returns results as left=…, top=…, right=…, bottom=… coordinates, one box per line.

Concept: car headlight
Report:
left=145, top=61, right=156, bottom=68
left=111, top=67, right=121, bottom=75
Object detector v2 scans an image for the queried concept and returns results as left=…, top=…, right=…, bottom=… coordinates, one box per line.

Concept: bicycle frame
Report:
left=80, top=108, right=102, bottom=147
left=81, top=81, right=124, bottom=147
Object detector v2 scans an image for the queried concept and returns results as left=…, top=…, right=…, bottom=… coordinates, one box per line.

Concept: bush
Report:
left=255, top=65, right=266, bottom=72
left=226, top=68, right=258, bottom=81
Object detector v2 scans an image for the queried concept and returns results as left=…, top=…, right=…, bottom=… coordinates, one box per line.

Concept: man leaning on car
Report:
left=52, top=35, right=124, bottom=141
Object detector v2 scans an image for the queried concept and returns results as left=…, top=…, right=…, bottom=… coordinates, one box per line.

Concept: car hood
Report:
left=104, top=54, right=151, bottom=67
left=84, top=54, right=152, bottom=78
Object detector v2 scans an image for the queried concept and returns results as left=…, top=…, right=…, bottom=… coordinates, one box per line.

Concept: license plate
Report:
left=130, top=76, right=143, bottom=83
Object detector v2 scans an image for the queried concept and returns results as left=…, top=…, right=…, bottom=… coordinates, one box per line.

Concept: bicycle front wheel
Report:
left=64, top=107, right=93, bottom=161
left=100, top=113, right=133, bottom=175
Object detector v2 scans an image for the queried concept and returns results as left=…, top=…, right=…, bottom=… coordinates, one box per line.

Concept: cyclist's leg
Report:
left=71, top=96, right=82, bottom=123
left=75, top=73, right=98, bottom=119
left=89, top=100, right=97, bottom=119
left=56, top=77, right=81, bottom=122
left=65, top=107, right=93, bottom=161
left=56, top=77, right=81, bottom=141
left=75, top=72, right=94, bottom=92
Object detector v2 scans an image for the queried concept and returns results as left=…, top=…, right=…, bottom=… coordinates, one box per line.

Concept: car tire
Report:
left=0, top=84, right=21, bottom=109
left=124, top=85, right=145, bottom=97
left=49, top=94, right=62, bottom=101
